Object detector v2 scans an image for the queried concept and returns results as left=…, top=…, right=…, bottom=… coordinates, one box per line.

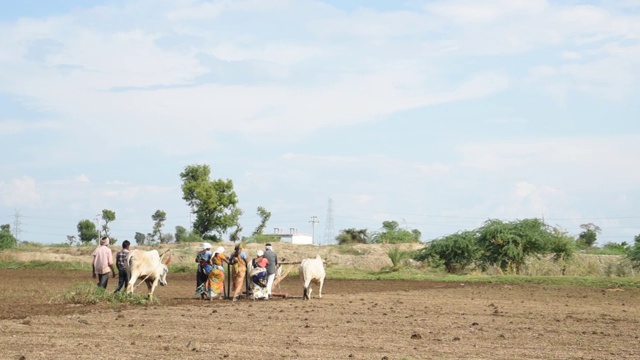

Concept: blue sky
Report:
left=1, top=0, right=639, bottom=246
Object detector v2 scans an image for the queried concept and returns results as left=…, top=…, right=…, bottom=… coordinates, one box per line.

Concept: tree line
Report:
left=3, top=163, right=640, bottom=272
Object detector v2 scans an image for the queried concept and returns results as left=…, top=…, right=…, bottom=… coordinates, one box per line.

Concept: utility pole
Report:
left=309, top=215, right=319, bottom=245
left=12, top=209, right=22, bottom=241
left=324, top=198, right=335, bottom=246
left=94, top=213, right=102, bottom=241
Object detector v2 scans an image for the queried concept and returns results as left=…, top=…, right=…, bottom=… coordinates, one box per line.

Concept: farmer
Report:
left=113, top=240, right=131, bottom=293
left=228, top=244, right=248, bottom=301
left=249, top=250, right=269, bottom=300
left=205, top=246, right=229, bottom=300
left=92, top=236, right=116, bottom=289
left=263, top=243, right=278, bottom=298
left=194, top=243, right=213, bottom=299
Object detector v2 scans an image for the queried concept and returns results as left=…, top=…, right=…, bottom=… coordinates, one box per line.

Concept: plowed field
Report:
left=1, top=269, right=639, bottom=359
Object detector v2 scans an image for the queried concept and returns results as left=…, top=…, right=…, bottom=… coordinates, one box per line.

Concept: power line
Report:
left=309, top=215, right=319, bottom=245
left=323, top=198, right=335, bottom=246
left=12, top=209, right=22, bottom=241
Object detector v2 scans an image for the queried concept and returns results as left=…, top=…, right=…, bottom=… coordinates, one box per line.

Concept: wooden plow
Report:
left=222, top=260, right=302, bottom=300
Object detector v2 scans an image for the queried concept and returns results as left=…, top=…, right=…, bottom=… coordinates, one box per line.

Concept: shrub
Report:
left=386, top=246, right=413, bottom=271
left=416, top=231, right=479, bottom=274
left=57, top=281, right=152, bottom=305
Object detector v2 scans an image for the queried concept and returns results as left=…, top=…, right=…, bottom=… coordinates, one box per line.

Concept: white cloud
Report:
left=0, top=176, right=40, bottom=206
left=0, top=119, right=60, bottom=135
left=458, top=135, right=640, bottom=189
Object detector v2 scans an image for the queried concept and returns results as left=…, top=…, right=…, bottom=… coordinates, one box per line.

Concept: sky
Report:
left=1, top=0, right=639, bottom=246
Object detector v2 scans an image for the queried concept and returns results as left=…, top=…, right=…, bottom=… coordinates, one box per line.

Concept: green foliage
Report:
left=168, top=263, right=197, bottom=273
left=77, top=219, right=98, bottom=244
left=160, top=233, right=174, bottom=244
left=134, top=232, right=146, bottom=245
left=101, top=209, right=116, bottom=241
left=627, top=234, right=640, bottom=268
left=547, top=228, right=577, bottom=262
left=416, top=231, right=480, bottom=274
left=386, top=246, right=413, bottom=271
left=598, top=242, right=629, bottom=255
left=336, top=228, right=369, bottom=245
left=244, top=234, right=279, bottom=244
left=58, top=281, right=152, bottom=305
left=476, top=218, right=556, bottom=274
left=0, top=260, right=90, bottom=271
left=180, top=164, right=243, bottom=239
left=253, top=206, right=271, bottom=235
left=578, top=223, right=601, bottom=248
left=371, top=221, right=421, bottom=244
left=335, top=244, right=368, bottom=256
left=0, top=224, right=18, bottom=250
left=175, top=226, right=187, bottom=243
left=177, top=231, right=202, bottom=243
left=151, top=209, right=167, bottom=243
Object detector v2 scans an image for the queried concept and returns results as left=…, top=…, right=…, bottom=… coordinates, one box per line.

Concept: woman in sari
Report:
left=229, top=244, right=248, bottom=301
left=206, top=246, right=229, bottom=300
left=194, top=243, right=212, bottom=299
left=249, top=250, right=269, bottom=300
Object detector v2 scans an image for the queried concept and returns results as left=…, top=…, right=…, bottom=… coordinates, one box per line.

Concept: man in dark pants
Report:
left=114, top=240, right=131, bottom=293
left=263, top=243, right=278, bottom=298
left=92, top=236, right=116, bottom=288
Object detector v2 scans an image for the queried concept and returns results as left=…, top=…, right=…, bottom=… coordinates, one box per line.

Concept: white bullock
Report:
left=126, top=249, right=168, bottom=300
left=299, top=255, right=325, bottom=300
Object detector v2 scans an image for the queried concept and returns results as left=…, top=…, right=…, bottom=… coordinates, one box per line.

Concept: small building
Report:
left=271, top=227, right=314, bottom=245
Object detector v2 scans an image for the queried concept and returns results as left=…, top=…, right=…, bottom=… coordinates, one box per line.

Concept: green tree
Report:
left=101, top=209, right=116, bottom=243
left=175, top=225, right=188, bottom=243
left=134, top=232, right=146, bottom=245
left=174, top=226, right=202, bottom=243
left=336, top=228, right=369, bottom=245
left=160, top=233, right=174, bottom=244
left=371, top=221, right=421, bottom=244
left=627, top=233, right=640, bottom=268
left=415, top=231, right=480, bottom=273
left=252, top=206, right=271, bottom=235
left=229, top=225, right=243, bottom=242
left=0, top=224, right=18, bottom=250
left=180, top=164, right=242, bottom=241
left=476, top=218, right=555, bottom=274
left=151, top=210, right=167, bottom=243
left=66, top=235, right=77, bottom=246
left=77, top=219, right=98, bottom=244
left=577, top=223, right=601, bottom=248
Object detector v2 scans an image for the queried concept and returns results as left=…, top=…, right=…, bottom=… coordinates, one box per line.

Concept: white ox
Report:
left=299, top=255, right=325, bottom=300
left=126, top=249, right=168, bottom=300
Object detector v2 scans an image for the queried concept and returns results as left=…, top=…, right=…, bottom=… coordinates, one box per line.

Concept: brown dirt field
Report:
left=1, top=269, right=639, bottom=360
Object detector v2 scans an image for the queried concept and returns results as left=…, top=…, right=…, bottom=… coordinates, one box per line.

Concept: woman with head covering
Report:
left=249, top=249, right=269, bottom=300
left=205, top=246, right=229, bottom=300
left=228, top=244, right=248, bottom=301
left=194, top=243, right=213, bottom=299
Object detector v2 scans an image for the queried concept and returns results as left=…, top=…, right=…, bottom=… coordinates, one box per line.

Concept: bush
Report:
left=244, top=234, right=280, bottom=244
left=0, top=228, right=18, bottom=250
left=386, top=246, right=413, bottom=271
left=57, top=281, right=152, bottom=305
left=416, top=231, right=479, bottom=274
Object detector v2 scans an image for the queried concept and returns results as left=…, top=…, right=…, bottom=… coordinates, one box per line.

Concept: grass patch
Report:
left=335, top=244, right=368, bottom=256
left=326, top=267, right=640, bottom=289
left=56, top=281, right=154, bottom=306
left=169, top=263, right=197, bottom=273
left=0, top=259, right=91, bottom=271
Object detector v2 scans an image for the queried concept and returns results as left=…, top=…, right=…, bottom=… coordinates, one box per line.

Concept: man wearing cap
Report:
left=263, top=243, right=278, bottom=298
left=92, top=236, right=116, bottom=289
